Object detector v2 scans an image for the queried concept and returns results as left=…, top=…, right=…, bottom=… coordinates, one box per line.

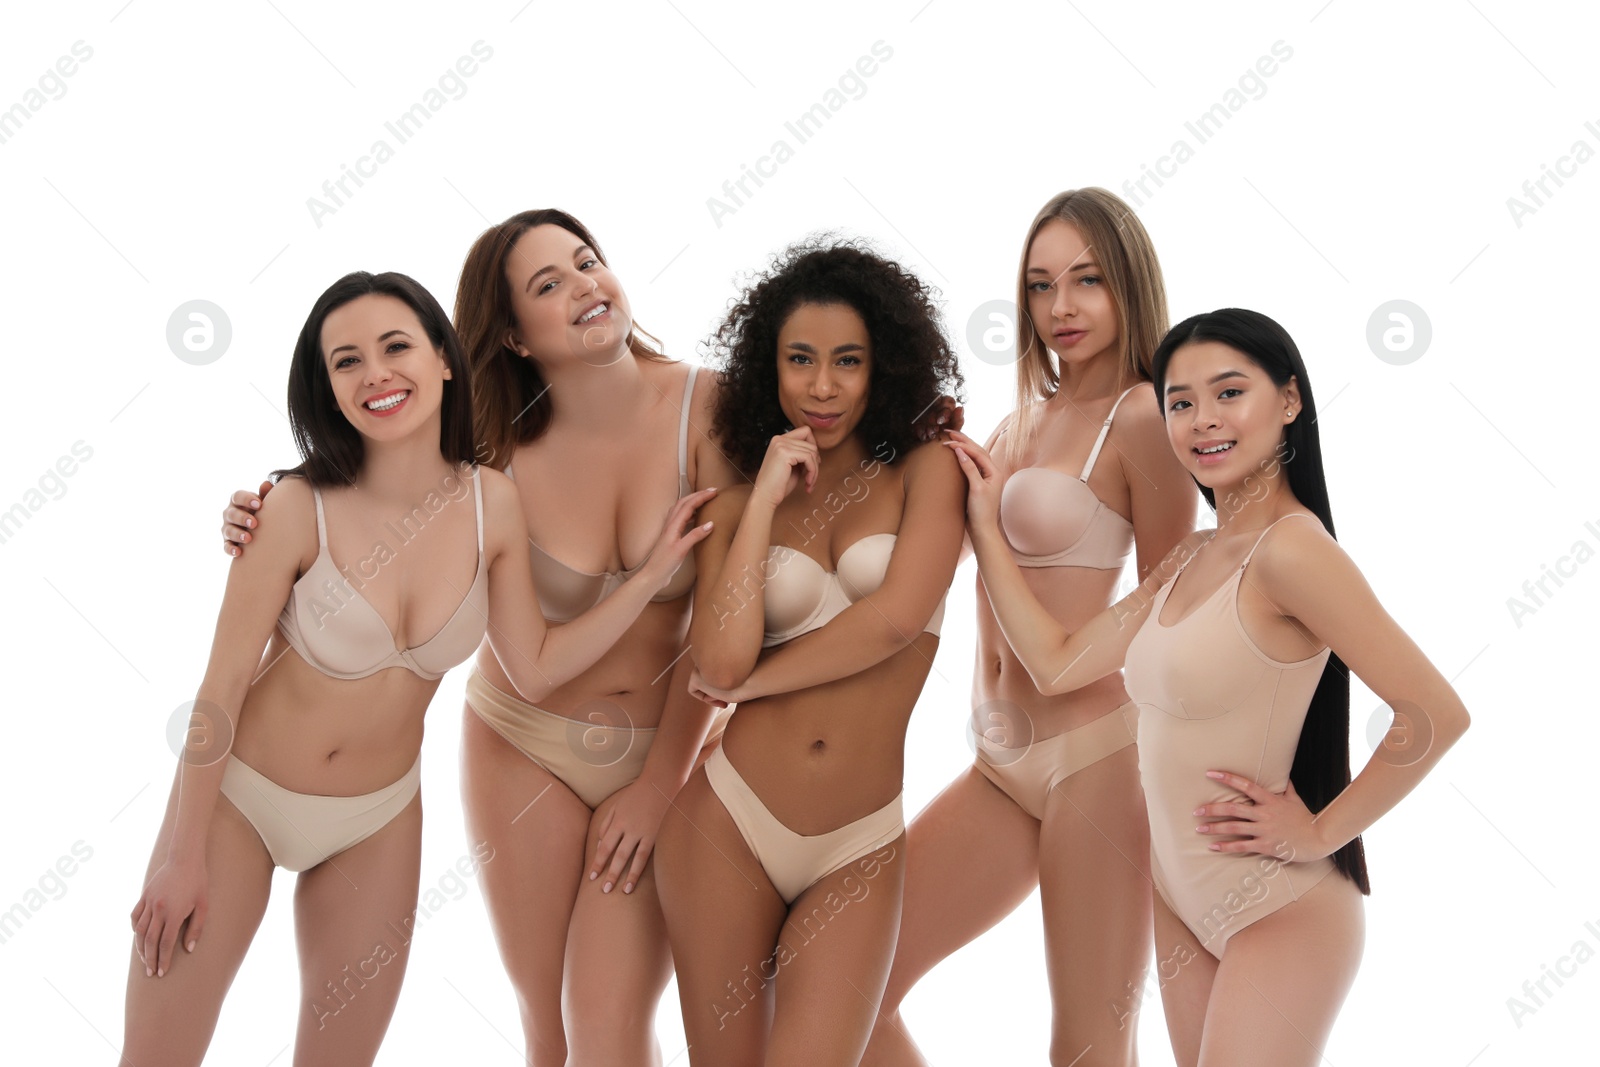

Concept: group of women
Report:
left=119, top=187, right=1470, bottom=1067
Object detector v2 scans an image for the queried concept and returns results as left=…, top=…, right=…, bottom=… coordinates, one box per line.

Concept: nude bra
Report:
left=277, top=468, right=489, bottom=681
left=762, top=533, right=946, bottom=647
left=509, top=364, right=700, bottom=623
left=997, top=385, right=1139, bottom=571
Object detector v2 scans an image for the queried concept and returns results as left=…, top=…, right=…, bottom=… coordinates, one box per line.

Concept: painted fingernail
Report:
left=1206, top=771, right=1223, bottom=779
left=623, top=883, right=635, bottom=895
left=1193, top=808, right=1204, bottom=816
left=246, top=517, right=255, bottom=528
left=187, top=940, right=197, bottom=952
left=602, top=881, right=613, bottom=893
left=145, top=966, right=153, bottom=977
left=250, top=500, right=260, bottom=508
left=589, top=871, right=597, bottom=880
left=157, top=967, right=164, bottom=978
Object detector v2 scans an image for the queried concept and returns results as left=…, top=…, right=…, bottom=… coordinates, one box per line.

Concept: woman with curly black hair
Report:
left=654, top=238, right=966, bottom=1066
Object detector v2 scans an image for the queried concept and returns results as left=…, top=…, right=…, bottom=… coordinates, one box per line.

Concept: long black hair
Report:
left=273, top=271, right=476, bottom=487
left=1152, top=307, right=1370, bottom=895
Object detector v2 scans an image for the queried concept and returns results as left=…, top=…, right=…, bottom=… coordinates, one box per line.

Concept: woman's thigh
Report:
left=655, top=767, right=788, bottom=1067
left=119, top=778, right=275, bottom=1067
left=1198, top=872, right=1364, bottom=1067
left=290, top=790, right=424, bottom=1067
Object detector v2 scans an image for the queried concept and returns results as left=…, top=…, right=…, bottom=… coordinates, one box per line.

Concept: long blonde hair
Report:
left=1010, top=187, right=1168, bottom=453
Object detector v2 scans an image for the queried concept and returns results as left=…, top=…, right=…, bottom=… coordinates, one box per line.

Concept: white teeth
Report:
left=578, top=303, right=608, bottom=324
left=366, top=391, right=408, bottom=411
left=1197, top=442, right=1233, bottom=454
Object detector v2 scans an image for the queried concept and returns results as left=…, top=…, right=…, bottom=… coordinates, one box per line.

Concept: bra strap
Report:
left=1078, top=385, right=1141, bottom=481
left=470, top=466, right=485, bottom=551
left=678, top=364, right=700, bottom=483
left=310, top=485, right=328, bottom=549
left=1240, top=512, right=1321, bottom=569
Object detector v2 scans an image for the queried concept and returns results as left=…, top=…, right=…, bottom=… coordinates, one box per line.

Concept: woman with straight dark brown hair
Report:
left=218, top=211, right=741, bottom=1066
left=130, top=270, right=710, bottom=1067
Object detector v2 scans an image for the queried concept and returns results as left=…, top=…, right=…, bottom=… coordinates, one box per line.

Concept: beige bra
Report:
left=276, top=468, right=488, bottom=681
left=510, top=364, right=700, bottom=622
left=997, top=385, right=1138, bottom=572
left=762, top=533, right=946, bottom=647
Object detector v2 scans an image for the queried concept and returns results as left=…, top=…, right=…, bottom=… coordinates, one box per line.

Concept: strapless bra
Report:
left=511, top=364, right=701, bottom=622
left=276, top=467, right=488, bottom=681
left=998, top=385, right=1138, bottom=571
left=762, top=533, right=946, bottom=647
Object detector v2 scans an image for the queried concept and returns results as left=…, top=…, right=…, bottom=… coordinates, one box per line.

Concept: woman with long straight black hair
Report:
left=944, top=307, right=1469, bottom=1067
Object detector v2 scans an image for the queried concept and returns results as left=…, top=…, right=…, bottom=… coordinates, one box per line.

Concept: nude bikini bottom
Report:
left=973, top=700, right=1138, bottom=820
left=220, top=755, right=420, bottom=872
left=705, top=744, right=903, bottom=905
left=467, top=667, right=731, bottom=809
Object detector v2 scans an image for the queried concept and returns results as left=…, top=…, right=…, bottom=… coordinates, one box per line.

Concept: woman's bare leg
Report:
left=461, top=704, right=593, bottom=1067
left=290, top=791, right=423, bottom=1067
left=1037, top=744, right=1152, bottom=1066
left=861, top=768, right=1040, bottom=1067
left=1196, top=873, right=1364, bottom=1067
left=655, top=767, right=789, bottom=1067
left=118, top=773, right=274, bottom=1067
left=562, top=809, right=675, bottom=1066
left=1150, top=889, right=1217, bottom=1067
left=766, top=837, right=906, bottom=1067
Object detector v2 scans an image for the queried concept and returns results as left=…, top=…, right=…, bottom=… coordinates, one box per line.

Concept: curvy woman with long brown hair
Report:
left=129, top=270, right=708, bottom=1067
left=218, top=210, right=740, bottom=1066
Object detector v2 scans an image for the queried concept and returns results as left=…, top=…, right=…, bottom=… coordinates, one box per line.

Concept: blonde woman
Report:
left=947, top=307, right=1469, bottom=1065
left=865, top=188, right=1197, bottom=1067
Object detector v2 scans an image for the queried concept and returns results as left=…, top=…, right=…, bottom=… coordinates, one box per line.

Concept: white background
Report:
left=1, top=1, right=1594, bottom=1064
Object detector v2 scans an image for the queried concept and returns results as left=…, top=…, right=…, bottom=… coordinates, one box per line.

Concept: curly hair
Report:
left=708, top=236, right=963, bottom=476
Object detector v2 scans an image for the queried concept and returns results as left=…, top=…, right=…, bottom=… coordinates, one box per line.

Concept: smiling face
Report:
left=320, top=293, right=451, bottom=441
left=1161, top=340, right=1300, bottom=490
left=1024, top=218, right=1120, bottom=369
left=502, top=223, right=632, bottom=367
left=775, top=302, right=873, bottom=449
